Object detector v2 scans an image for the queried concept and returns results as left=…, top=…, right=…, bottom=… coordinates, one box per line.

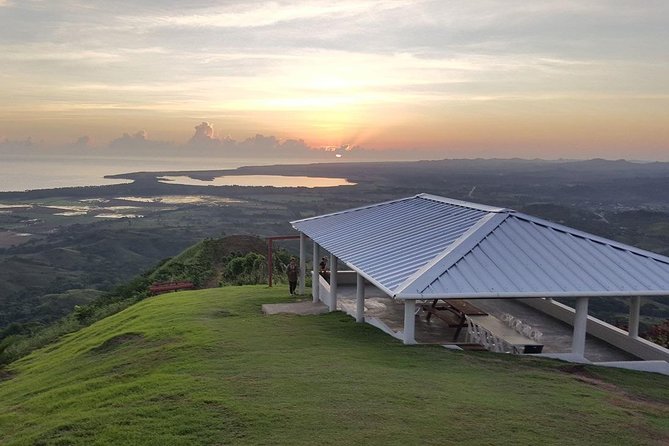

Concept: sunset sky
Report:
left=1, top=1, right=668, bottom=160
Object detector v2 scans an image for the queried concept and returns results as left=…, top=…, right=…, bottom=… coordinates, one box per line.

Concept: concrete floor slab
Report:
left=335, top=284, right=637, bottom=362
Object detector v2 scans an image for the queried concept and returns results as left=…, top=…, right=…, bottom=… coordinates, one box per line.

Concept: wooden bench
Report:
left=422, top=299, right=488, bottom=341
left=149, top=281, right=195, bottom=295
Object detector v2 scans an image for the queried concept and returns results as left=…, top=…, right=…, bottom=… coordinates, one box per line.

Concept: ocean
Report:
left=0, top=155, right=285, bottom=192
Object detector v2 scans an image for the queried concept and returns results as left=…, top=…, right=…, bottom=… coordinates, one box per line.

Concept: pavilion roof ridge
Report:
left=393, top=211, right=510, bottom=296
left=414, top=193, right=510, bottom=213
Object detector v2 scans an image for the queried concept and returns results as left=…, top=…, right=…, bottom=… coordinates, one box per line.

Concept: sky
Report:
left=0, top=0, right=668, bottom=160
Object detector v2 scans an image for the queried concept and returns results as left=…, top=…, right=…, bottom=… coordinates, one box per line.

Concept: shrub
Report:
left=645, top=320, right=669, bottom=348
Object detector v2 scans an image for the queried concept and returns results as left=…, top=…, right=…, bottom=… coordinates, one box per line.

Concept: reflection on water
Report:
left=0, top=204, right=33, bottom=209
left=117, top=195, right=244, bottom=205
left=95, top=213, right=144, bottom=219
left=54, top=211, right=88, bottom=216
left=43, top=205, right=91, bottom=212
left=157, top=175, right=355, bottom=188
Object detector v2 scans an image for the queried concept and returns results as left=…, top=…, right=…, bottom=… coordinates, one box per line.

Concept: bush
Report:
left=645, top=320, right=669, bottom=348
left=222, top=252, right=267, bottom=285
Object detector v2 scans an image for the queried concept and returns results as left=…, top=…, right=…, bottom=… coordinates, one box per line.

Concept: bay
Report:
left=0, top=155, right=286, bottom=192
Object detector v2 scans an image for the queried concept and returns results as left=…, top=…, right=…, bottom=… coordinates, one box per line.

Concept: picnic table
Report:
left=421, top=299, right=489, bottom=341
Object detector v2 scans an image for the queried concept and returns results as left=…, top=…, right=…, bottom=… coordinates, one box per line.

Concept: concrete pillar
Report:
left=312, top=242, right=320, bottom=304
left=355, top=273, right=365, bottom=323
left=329, top=254, right=338, bottom=312
left=403, top=300, right=416, bottom=345
left=298, top=233, right=306, bottom=295
left=628, top=296, right=641, bottom=337
left=571, top=297, right=589, bottom=357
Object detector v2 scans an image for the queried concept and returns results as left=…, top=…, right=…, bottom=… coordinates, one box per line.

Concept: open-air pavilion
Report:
left=289, top=194, right=669, bottom=370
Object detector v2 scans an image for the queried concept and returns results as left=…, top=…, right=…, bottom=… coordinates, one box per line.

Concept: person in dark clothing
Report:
left=319, top=256, right=330, bottom=282
left=287, top=257, right=299, bottom=295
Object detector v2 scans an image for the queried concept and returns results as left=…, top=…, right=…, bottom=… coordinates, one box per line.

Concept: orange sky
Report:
left=1, top=1, right=668, bottom=160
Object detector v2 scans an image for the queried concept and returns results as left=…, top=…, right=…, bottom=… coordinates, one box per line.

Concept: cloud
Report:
left=322, top=143, right=355, bottom=158
left=0, top=137, right=34, bottom=153
left=189, top=121, right=217, bottom=144
left=0, top=120, right=447, bottom=161
left=73, top=135, right=91, bottom=148
left=107, top=130, right=176, bottom=155
left=236, top=134, right=313, bottom=158
left=134, top=1, right=413, bottom=29
left=110, top=130, right=148, bottom=146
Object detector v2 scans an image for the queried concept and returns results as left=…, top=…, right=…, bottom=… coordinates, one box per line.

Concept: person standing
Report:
left=319, top=256, right=330, bottom=282
left=287, top=257, right=299, bottom=295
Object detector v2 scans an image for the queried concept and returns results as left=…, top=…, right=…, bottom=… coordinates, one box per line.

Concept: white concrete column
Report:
left=355, top=273, right=365, bottom=323
left=403, top=300, right=416, bottom=345
left=329, top=254, right=338, bottom=312
left=298, top=233, right=306, bottom=295
left=312, top=241, right=320, bottom=303
left=571, top=297, right=589, bottom=357
left=628, top=296, right=641, bottom=338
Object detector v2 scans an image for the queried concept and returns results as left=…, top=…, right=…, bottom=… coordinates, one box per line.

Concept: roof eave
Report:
left=394, top=290, right=669, bottom=300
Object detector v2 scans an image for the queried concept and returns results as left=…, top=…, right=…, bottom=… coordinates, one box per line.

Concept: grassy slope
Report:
left=0, top=286, right=667, bottom=446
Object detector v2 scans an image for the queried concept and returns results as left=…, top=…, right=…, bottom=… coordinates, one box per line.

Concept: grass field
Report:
left=0, top=286, right=667, bottom=445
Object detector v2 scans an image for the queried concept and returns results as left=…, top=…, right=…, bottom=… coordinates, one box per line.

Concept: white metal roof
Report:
left=291, top=194, right=669, bottom=300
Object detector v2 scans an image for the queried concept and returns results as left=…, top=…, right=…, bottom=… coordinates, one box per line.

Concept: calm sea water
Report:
left=0, top=155, right=290, bottom=192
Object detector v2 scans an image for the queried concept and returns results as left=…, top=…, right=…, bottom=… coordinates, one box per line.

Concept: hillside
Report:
left=0, top=226, right=201, bottom=329
left=0, top=287, right=667, bottom=445
left=148, top=235, right=268, bottom=287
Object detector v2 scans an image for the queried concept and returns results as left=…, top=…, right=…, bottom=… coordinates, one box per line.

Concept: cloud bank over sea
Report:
left=0, top=122, right=430, bottom=161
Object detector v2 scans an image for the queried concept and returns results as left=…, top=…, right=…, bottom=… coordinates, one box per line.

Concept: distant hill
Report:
left=0, top=286, right=667, bottom=445
left=0, top=226, right=201, bottom=330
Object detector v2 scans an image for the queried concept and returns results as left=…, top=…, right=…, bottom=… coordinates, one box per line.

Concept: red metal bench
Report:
left=149, top=281, right=195, bottom=295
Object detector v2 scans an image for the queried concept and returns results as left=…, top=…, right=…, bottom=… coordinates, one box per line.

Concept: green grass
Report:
left=1, top=286, right=667, bottom=445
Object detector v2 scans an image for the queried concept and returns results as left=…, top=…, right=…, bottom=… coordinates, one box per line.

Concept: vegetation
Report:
left=0, top=235, right=295, bottom=366
left=149, top=235, right=267, bottom=287
left=2, top=159, right=669, bottom=350
left=646, top=320, right=669, bottom=348
left=0, top=286, right=667, bottom=445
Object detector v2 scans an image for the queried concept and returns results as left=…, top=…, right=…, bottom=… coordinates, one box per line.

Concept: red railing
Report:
left=149, top=281, right=195, bottom=295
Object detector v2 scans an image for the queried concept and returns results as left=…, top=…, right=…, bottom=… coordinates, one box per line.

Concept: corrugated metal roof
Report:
left=291, top=194, right=669, bottom=299
left=291, top=195, right=492, bottom=294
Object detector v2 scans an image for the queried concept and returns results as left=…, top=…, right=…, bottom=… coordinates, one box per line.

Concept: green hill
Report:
left=0, top=286, right=667, bottom=445
left=148, top=235, right=268, bottom=287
